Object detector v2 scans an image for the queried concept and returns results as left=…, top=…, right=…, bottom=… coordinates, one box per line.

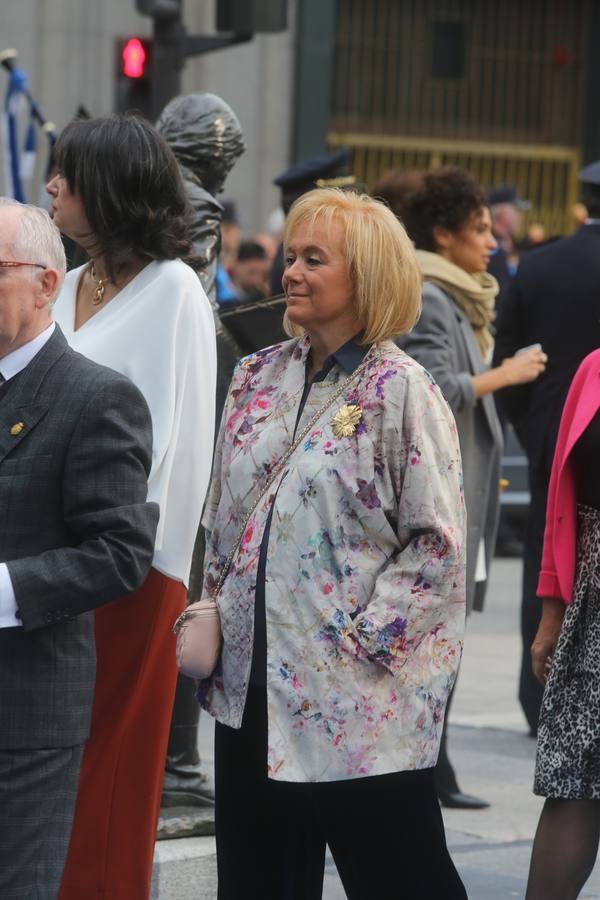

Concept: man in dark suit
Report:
left=493, top=163, right=600, bottom=735
left=0, top=198, right=159, bottom=898
left=487, top=184, right=531, bottom=311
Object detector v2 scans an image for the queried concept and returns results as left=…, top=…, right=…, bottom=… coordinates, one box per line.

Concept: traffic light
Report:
left=114, top=37, right=153, bottom=118
left=130, top=0, right=289, bottom=119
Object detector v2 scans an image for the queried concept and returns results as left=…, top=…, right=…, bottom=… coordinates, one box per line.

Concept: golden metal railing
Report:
left=328, top=131, right=582, bottom=237
left=333, top=0, right=589, bottom=149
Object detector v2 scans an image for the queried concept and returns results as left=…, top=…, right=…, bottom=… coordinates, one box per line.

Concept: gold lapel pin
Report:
left=331, top=404, right=362, bottom=438
left=9, top=422, right=24, bottom=436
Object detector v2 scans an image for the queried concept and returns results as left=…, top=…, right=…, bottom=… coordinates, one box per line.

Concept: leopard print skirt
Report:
left=534, top=504, right=600, bottom=800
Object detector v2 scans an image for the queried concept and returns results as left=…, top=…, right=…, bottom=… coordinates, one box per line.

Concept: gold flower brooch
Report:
left=331, top=403, right=362, bottom=438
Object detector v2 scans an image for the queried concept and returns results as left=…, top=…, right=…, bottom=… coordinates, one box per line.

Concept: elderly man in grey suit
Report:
left=0, top=198, right=159, bottom=898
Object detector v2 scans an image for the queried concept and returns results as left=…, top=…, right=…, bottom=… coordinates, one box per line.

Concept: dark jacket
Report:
left=0, top=326, right=158, bottom=749
left=487, top=245, right=511, bottom=308
left=493, top=224, right=600, bottom=476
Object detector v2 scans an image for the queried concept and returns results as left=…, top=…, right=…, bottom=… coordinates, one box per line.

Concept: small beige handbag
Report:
left=173, top=595, right=222, bottom=680
left=172, top=350, right=376, bottom=680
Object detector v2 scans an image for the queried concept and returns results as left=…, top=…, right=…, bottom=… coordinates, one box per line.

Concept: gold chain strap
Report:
left=211, top=349, right=377, bottom=598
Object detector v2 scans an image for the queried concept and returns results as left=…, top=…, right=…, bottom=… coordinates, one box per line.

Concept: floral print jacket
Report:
left=200, top=335, right=466, bottom=783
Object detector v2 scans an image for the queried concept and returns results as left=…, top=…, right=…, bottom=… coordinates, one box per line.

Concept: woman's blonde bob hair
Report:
left=282, top=187, right=422, bottom=343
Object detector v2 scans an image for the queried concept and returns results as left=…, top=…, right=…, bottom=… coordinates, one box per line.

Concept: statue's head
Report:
left=156, top=92, right=245, bottom=195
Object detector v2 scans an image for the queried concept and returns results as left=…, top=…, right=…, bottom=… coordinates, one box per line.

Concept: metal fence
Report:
left=332, top=0, right=589, bottom=147
left=329, top=0, right=589, bottom=237
left=328, top=132, right=582, bottom=237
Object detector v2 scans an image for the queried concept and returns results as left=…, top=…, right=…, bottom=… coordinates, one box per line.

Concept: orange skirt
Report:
left=59, top=568, right=186, bottom=900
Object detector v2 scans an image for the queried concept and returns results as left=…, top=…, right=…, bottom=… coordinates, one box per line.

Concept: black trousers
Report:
left=0, top=744, right=83, bottom=899
left=519, top=466, right=549, bottom=734
left=215, top=687, right=467, bottom=900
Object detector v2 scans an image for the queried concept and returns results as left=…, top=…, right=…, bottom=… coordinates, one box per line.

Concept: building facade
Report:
left=295, top=0, right=600, bottom=237
left=1, top=0, right=295, bottom=231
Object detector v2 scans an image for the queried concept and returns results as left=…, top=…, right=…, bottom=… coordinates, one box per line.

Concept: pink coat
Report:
left=537, top=348, right=600, bottom=604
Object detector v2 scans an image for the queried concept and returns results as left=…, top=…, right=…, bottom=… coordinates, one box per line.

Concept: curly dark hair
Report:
left=53, top=114, right=193, bottom=279
left=403, top=166, right=487, bottom=251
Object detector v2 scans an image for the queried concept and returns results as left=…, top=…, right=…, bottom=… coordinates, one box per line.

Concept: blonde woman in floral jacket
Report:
left=199, top=188, right=468, bottom=899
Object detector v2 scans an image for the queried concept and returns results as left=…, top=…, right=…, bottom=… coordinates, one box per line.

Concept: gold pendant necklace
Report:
left=89, top=261, right=108, bottom=305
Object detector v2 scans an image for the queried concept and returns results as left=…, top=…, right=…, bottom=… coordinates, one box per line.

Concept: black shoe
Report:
left=161, top=770, right=215, bottom=808
left=438, top=789, right=490, bottom=810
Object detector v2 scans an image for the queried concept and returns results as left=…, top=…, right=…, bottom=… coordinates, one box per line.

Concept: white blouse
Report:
left=54, top=259, right=216, bottom=586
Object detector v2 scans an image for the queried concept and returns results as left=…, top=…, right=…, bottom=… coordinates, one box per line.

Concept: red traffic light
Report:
left=122, top=38, right=147, bottom=78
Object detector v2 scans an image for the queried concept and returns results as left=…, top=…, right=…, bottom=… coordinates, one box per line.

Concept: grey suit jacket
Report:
left=0, top=326, right=159, bottom=749
left=397, top=282, right=503, bottom=613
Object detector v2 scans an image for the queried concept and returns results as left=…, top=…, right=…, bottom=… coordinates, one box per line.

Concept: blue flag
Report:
left=2, top=67, right=36, bottom=201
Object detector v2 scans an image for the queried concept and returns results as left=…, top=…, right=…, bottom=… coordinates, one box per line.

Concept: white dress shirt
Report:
left=54, top=260, right=216, bottom=586
left=0, top=322, right=55, bottom=628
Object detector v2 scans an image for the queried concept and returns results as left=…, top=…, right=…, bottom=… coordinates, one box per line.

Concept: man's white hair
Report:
left=0, top=197, right=67, bottom=297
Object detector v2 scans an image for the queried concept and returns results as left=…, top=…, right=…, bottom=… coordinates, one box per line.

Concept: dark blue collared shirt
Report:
left=249, top=336, right=371, bottom=686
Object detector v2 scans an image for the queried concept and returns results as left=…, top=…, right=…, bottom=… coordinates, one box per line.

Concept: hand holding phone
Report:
left=515, top=342, right=542, bottom=356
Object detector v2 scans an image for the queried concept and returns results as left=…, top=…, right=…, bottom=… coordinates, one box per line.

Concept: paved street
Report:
left=440, top=558, right=600, bottom=898
left=317, top=557, right=600, bottom=898
left=183, top=558, right=600, bottom=899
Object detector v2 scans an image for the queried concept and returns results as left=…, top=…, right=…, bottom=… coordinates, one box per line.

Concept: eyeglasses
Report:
left=0, top=261, right=46, bottom=269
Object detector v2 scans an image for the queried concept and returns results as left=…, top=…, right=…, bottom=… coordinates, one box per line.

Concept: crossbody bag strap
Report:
left=212, top=347, right=378, bottom=598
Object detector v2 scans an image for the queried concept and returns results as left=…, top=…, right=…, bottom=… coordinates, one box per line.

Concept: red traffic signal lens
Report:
left=122, top=38, right=147, bottom=78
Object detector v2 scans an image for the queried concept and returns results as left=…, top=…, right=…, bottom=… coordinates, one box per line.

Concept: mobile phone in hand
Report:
left=515, top=342, right=542, bottom=356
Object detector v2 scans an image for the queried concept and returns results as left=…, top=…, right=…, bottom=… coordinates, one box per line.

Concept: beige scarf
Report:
left=415, top=250, right=499, bottom=360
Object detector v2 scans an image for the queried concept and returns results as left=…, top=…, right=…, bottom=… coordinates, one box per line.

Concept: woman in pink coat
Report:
left=526, top=347, right=600, bottom=899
